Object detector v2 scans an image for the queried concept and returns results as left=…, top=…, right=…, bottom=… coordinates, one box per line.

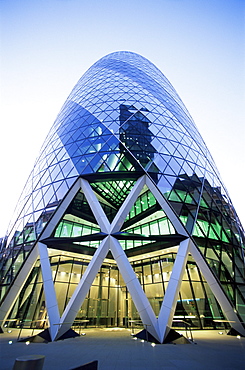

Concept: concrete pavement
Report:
left=1, top=327, right=245, bottom=369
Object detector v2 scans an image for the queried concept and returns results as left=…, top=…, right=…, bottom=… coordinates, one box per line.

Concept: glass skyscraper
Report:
left=0, top=51, right=244, bottom=343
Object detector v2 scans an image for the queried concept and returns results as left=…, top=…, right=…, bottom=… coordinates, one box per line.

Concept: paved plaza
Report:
left=0, top=327, right=245, bottom=370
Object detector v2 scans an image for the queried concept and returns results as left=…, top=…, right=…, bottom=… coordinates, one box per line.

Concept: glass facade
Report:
left=0, top=51, right=244, bottom=339
left=8, top=250, right=224, bottom=330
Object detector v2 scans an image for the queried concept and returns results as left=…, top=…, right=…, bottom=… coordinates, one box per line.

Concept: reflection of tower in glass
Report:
left=119, top=104, right=156, bottom=171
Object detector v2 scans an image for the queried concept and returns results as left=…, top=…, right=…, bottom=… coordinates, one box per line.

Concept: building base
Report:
left=227, top=328, right=245, bottom=337
left=134, top=328, right=193, bottom=344
left=18, top=328, right=80, bottom=343
left=163, top=328, right=192, bottom=344
left=133, top=329, right=160, bottom=344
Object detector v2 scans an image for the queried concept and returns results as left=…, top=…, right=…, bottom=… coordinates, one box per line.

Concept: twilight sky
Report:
left=0, top=0, right=244, bottom=236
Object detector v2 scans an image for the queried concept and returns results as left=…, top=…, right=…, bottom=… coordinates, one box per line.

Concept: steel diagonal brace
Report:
left=109, top=236, right=161, bottom=342
left=38, top=242, right=60, bottom=341
left=189, top=242, right=245, bottom=336
left=157, top=238, right=191, bottom=343
left=55, top=237, right=110, bottom=340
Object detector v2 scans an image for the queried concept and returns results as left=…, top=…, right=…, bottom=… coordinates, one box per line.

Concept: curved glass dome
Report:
left=0, top=52, right=244, bottom=340
left=47, top=50, right=209, bottom=179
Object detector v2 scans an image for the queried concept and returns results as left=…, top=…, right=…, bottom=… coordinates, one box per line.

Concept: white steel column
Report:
left=0, top=244, right=39, bottom=325
left=80, top=178, right=110, bottom=233
left=38, top=242, right=60, bottom=341
left=158, top=238, right=190, bottom=342
left=189, top=241, right=245, bottom=336
left=41, top=177, right=113, bottom=340
left=55, top=236, right=110, bottom=340
left=110, top=236, right=160, bottom=342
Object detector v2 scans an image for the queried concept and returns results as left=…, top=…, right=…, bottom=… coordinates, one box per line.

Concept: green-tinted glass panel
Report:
left=107, top=153, right=120, bottom=171
left=222, top=282, right=234, bottom=301
left=74, top=240, right=101, bottom=248
left=185, top=193, right=194, bottom=204
left=200, top=197, right=209, bottom=208
left=196, top=220, right=209, bottom=237
left=124, top=217, right=175, bottom=236
left=208, top=226, right=219, bottom=240
left=148, top=192, right=157, bottom=207
left=221, top=231, right=229, bottom=243
left=62, top=222, right=73, bottom=237
left=206, top=247, right=219, bottom=261
left=54, top=219, right=100, bottom=237
left=124, top=208, right=175, bottom=236
left=193, top=222, right=205, bottom=238
left=125, top=187, right=157, bottom=222
left=13, top=252, right=24, bottom=276
left=72, top=224, right=82, bottom=237
left=213, top=220, right=221, bottom=238
left=91, top=179, right=135, bottom=210
left=15, top=231, right=24, bottom=245
left=160, top=218, right=174, bottom=234
left=55, top=223, right=63, bottom=237
left=179, top=215, right=188, bottom=226
left=150, top=220, right=160, bottom=234
left=168, top=190, right=181, bottom=202
left=221, top=251, right=233, bottom=275
left=176, top=190, right=186, bottom=201
left=119, top=239, right=152, bottom=250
